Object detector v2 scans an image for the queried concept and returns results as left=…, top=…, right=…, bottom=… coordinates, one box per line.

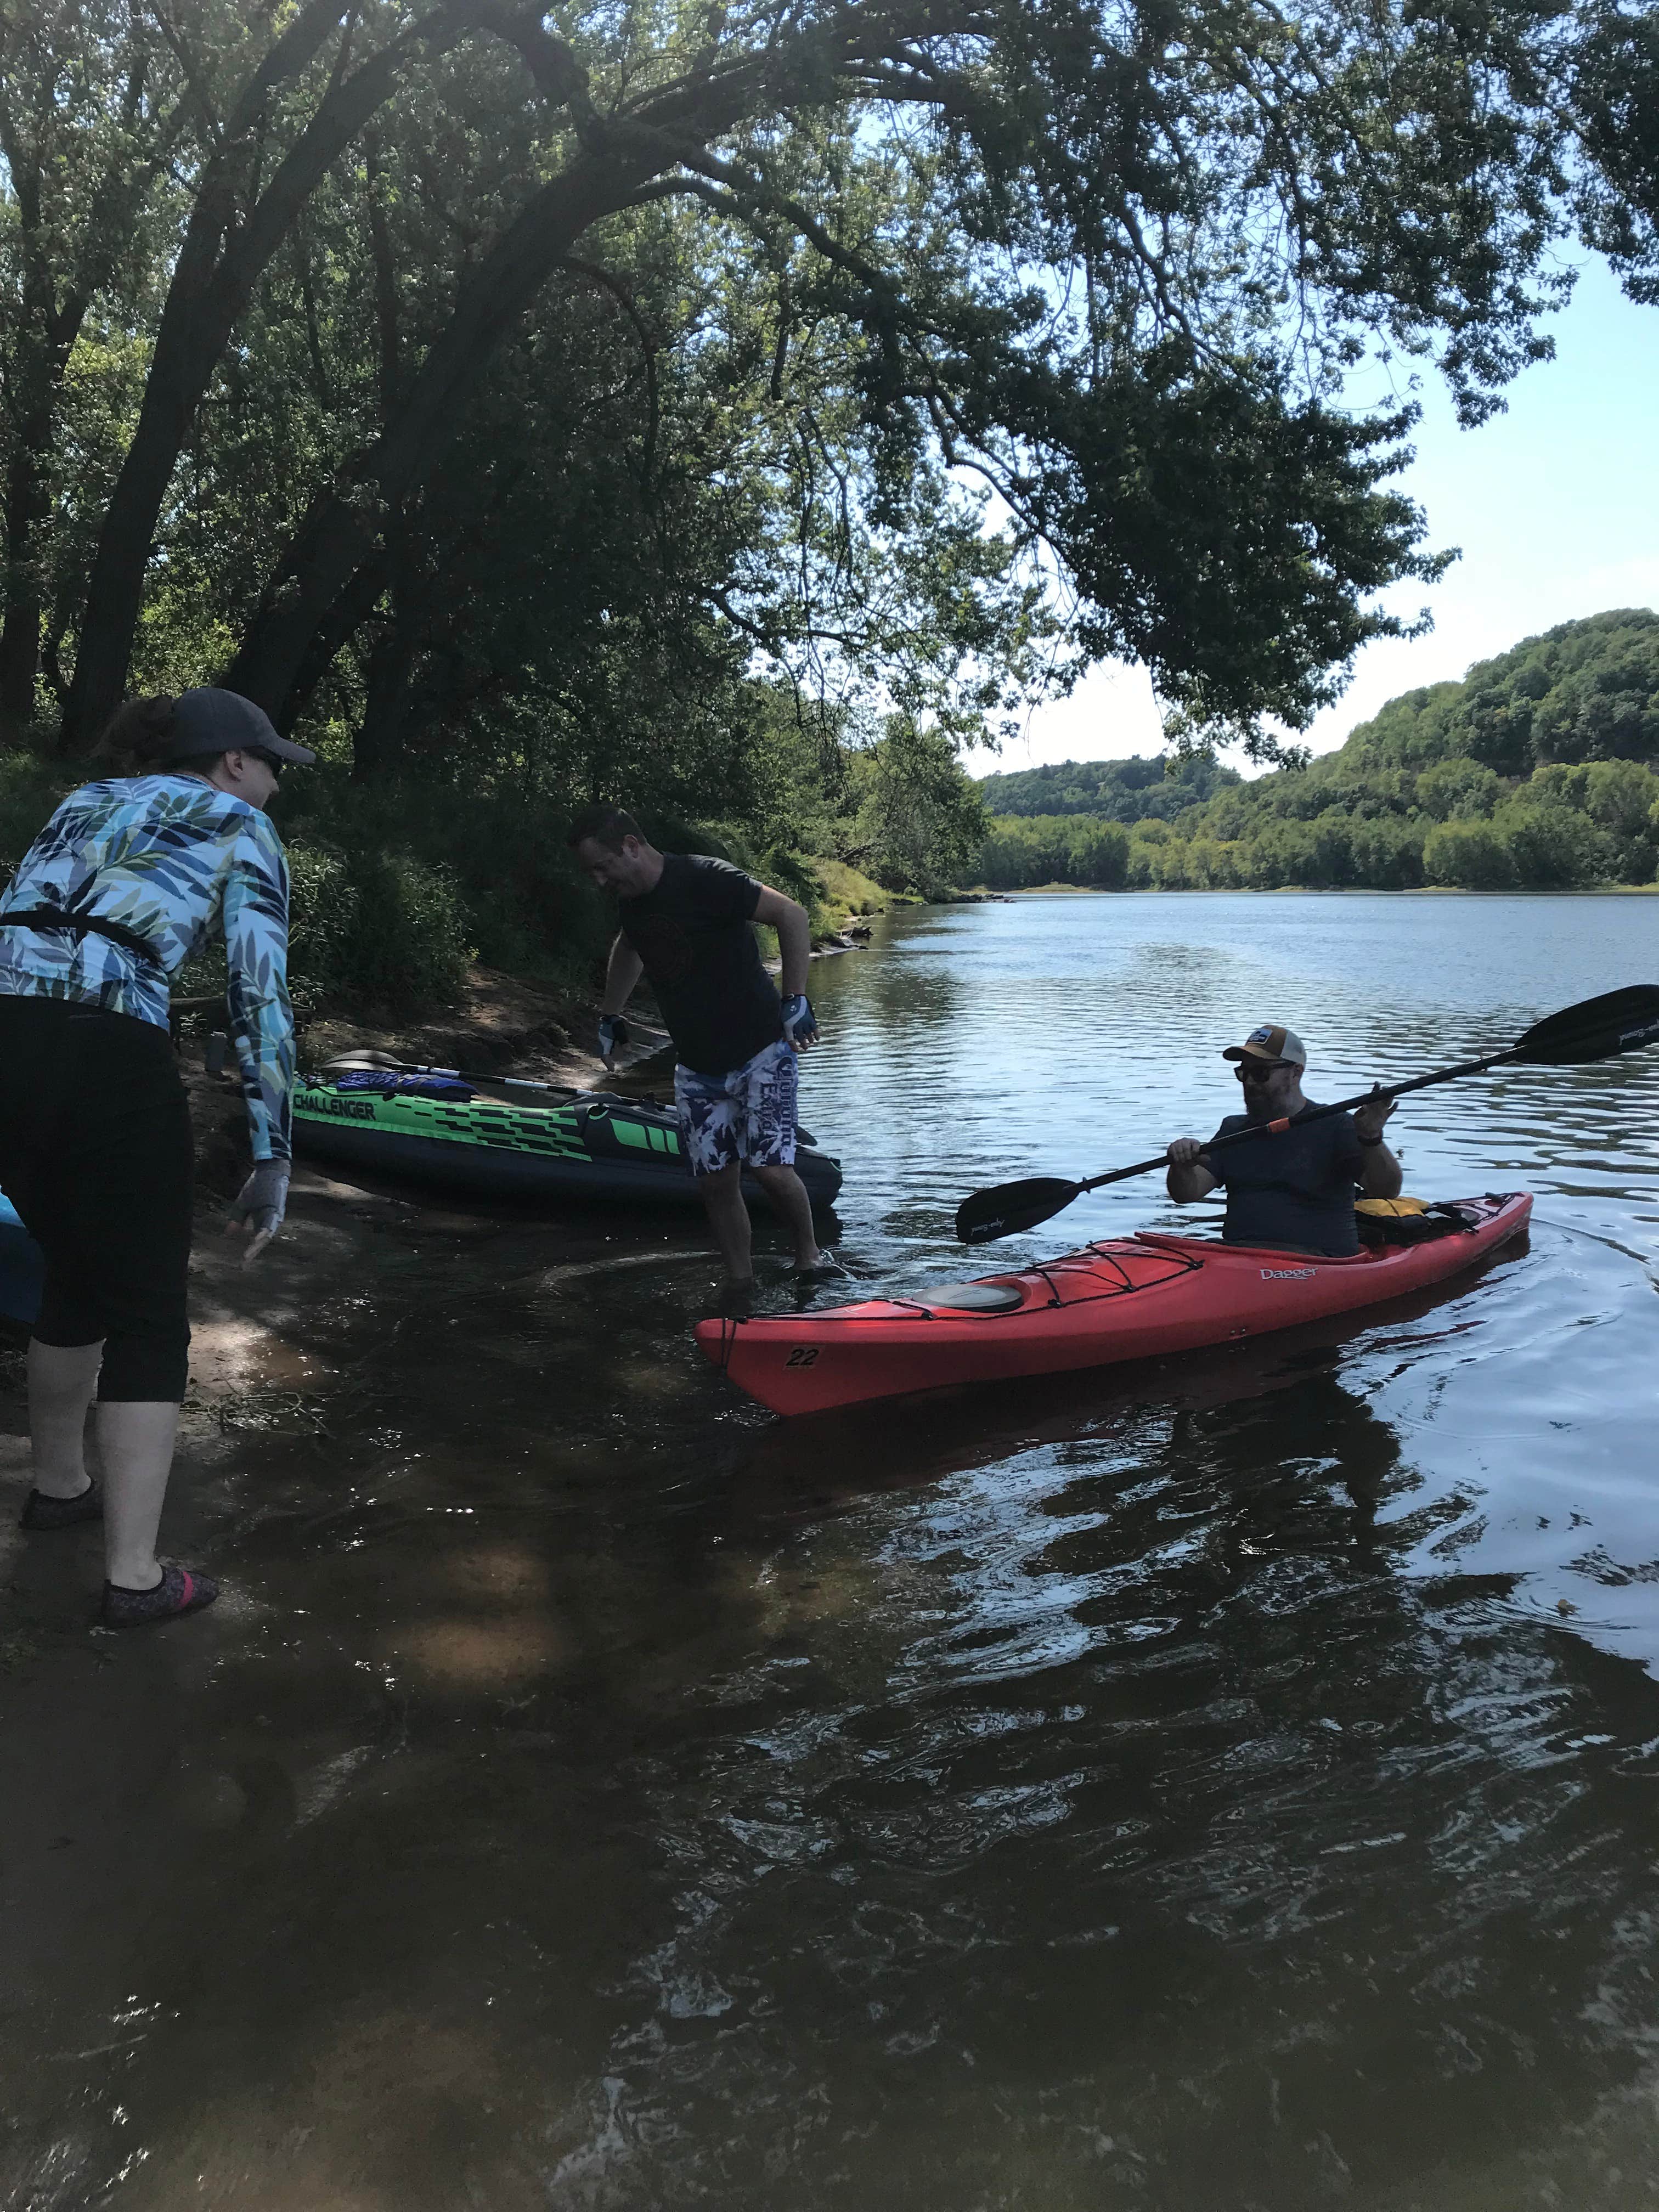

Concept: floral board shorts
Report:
left=674, top=1039, right=798, bottom=1178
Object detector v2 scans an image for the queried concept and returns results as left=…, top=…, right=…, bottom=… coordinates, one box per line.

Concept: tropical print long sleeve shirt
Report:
left=0, top=774, right=295, bottom=1160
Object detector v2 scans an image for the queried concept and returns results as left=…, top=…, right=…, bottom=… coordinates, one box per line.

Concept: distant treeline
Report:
left=977, top=611, right=1659, bottom=891
left=975, top=753, right=1244, bottom=822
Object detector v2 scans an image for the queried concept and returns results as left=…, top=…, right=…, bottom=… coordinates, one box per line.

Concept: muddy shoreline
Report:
left=0, top=966, right=687, bottom=2155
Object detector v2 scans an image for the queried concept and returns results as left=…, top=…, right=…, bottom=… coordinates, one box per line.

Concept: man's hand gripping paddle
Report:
left=953, top=985, right=1659, bottom=1246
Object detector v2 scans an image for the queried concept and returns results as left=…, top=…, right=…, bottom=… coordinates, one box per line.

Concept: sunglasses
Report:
left=248, top=748, right=284, bottom=780
left=1235, top=1058, right=1291, bottom=1080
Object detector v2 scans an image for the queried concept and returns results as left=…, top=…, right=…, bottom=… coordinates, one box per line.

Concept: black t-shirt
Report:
left=1207, top=1103, right=1365, bottom=1256
left=618, top=854, right=783, bottom=1078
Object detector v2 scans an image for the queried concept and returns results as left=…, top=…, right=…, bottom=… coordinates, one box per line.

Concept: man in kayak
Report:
left=1164, top=1023, right=1400, bottom=1256
left=568, top=804, right=836, bottom=1302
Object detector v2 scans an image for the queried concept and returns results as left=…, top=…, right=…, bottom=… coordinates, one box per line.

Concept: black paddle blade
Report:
left=955, top=1176, right=1082, bottom=1245
left=1509, top=984, right=1659, bottom=1065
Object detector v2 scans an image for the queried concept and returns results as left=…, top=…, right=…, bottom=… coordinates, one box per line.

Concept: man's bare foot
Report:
left=794, top=1253, right=844, bottom=1280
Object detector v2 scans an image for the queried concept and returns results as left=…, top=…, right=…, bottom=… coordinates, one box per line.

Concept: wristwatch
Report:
left=1358, top=1131, right=1385, bottom=1147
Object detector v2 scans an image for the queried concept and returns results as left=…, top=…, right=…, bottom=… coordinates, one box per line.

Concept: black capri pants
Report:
left=0, top=993, right=193, bottom=1400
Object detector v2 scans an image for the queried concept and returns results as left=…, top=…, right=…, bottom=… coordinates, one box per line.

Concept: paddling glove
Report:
left=597, top=1014, right=629, bottom=1061
left=229, top=1159, right=290, bottom=1256
left=782, top=994, right=818, bottom=1047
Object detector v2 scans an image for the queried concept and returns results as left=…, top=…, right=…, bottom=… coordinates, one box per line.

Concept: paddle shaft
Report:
left=1076, top=1047, right=1514, bottom=1197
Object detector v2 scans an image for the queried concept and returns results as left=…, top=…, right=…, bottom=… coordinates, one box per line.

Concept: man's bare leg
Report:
left=751, top=1163, right=823, bottom=1271
left=26, top=1339, right=103, bottom=1500
left=697, top=1163, right=754, bottom=1288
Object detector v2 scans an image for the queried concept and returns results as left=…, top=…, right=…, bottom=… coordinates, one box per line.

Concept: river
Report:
left=5, top=889, right=1659, bottom=2210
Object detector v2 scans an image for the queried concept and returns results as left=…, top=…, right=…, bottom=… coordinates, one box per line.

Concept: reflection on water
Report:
left=7, top=892, right=1659, bottom=2210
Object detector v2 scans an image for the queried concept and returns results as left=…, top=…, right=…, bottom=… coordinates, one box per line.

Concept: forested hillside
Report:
left=977, top=755, right=1244, bottom=822
left=978, top=612, right=1659, bottom=891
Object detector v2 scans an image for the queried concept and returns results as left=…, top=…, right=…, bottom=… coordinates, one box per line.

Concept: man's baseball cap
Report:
left=170, top=687, right=316, bottom=765
left=1222, top=1023, right=1307, bottom=1068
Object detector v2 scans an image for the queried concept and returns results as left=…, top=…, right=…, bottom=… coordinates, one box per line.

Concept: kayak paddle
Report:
left=953, top=984, right=1659, bottom=1246
left=320, top=1048, right=582, bottom=1096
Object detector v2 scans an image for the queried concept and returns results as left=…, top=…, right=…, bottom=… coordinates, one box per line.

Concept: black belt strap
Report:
left=0, top=908, right=165, bottom=970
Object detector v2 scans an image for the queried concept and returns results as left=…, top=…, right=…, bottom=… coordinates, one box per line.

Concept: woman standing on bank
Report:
left=0, top=687, right=314, bottom=1626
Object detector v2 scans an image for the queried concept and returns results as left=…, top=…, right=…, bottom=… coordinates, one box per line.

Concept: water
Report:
left=5, top=890, right=1659, bottom=2210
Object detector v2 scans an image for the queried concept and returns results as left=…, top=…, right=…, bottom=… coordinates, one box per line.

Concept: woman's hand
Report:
left=227, top=1158, right=291, bottom=1263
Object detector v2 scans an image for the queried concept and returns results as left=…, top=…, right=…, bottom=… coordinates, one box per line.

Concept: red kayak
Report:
left=696, top=1193, right=1532, bottom=1417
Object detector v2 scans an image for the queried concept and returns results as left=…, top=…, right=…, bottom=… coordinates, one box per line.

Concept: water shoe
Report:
left=100, top=1565, right=219, bottom=1629
left=20, top=1480, right=101, bottom=1531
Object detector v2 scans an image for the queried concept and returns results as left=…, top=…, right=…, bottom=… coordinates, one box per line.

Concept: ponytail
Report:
left=98, top=694, right=192, bottom=775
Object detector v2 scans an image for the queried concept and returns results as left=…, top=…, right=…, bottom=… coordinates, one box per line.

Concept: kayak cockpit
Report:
left=917, top=1280, right=1026, bottom=1312
left=898, top=1240, right=1204, bottom=1321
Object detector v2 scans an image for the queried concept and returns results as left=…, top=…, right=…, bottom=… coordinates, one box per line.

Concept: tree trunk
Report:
left=281, top=555, right=391, bottom=732
left=59, top=2, right=483, bottom=750
left=0, top=412, right=51, bottom=735
left=354, top=613, right=422, bottom=779
left=0, top=140, right=78, bottom=743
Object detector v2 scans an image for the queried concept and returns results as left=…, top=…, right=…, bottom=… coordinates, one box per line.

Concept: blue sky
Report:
left=972, top=255, right=1659, bottom=776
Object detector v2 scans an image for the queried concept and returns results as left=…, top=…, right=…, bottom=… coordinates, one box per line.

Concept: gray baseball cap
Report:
left=170, top=687, right=317, bottom=765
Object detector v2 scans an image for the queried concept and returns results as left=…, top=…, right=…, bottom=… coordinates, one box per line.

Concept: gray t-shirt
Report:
left=1207, top=1103, right=1365, bottom=1256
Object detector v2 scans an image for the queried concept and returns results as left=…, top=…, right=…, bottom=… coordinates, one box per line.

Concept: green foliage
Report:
left=0, top=749, right=81, bottom=874
left=976, top=754, right=1243, bottom=822
left=274, top=772, right=608, bottom=1001
left=1422, top=820, right=1517, bottom=889
left=1571, top=0, right=1659, bottom=307
left=1414, top=759, right=1504, bottom=820
left=320, top=849, right=476, bottom=1018
left=980, top=815, right=1130, bottom=888
left=1350, top=611, right=1659, bottom=773
left=283, top=846, right=358, bottom=1018
left=846, top=723, right=990, bottom=896
left=7, top=0, right=1651, bottom=775
left=974, top=612, right=1659, bottom=894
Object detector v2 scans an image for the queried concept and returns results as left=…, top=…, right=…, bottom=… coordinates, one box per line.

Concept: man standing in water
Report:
left=1165, top=1023, right=1401, bottom=1255
left=568, top=804, right=836, bottom=1304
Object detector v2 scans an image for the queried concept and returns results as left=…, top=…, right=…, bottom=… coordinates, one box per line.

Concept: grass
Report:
left=810, top=858, right=921, bottom=931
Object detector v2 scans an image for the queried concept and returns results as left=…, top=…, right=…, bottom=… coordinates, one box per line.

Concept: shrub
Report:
left=1494, top=803, right=1611, bottom=889
left=284, top=845, right=357, bottom=1019
left=328, top=848, right=476, bottom=1015
left=0, top=751, right=82, bottom=874
left=1422, top=820, right=1517, bottom=888
left=276, top=770, right=611, bottom=984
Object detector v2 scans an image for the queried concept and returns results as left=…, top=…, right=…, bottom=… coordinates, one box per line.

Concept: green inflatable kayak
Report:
left=292, top=1065, right=843, bottom=1214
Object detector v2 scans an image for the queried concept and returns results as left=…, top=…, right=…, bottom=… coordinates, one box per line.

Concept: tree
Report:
left=1581, top=758, right=1659, bottom=877
left=1497, top=800, right=1612, bottom=886
left=0, top=0, right=182, bottom=732
left=1416, top=760, right=1504, bottom=821
left=1423, top=821, right=1519, bottom=889
left=1571, top=0, right=1659, bottom=304
left=849, top=720, right=989, bottom=893
left=36, top=0, right=1621, bottom=759
left=59, top=0, right=562, bottom=745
